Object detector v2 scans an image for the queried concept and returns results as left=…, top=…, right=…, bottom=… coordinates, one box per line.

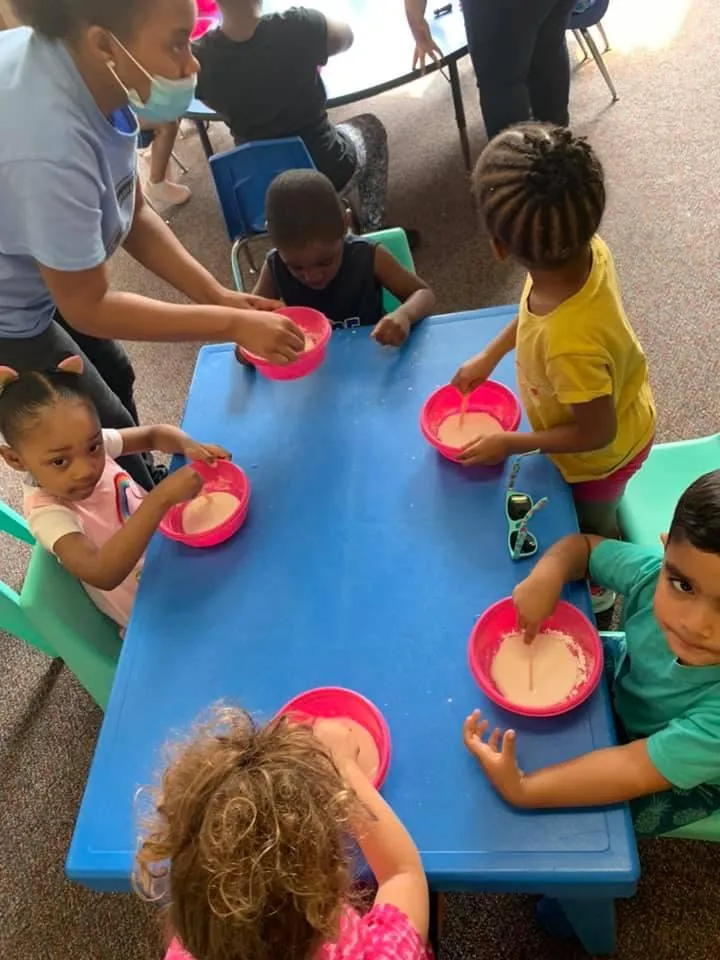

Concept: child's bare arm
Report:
left=458, top=395, right=617, bottom=465
left=452, top=316, right=519, bottom=393
left=53, top=466, right=203, bottom=591
left=314, top=719, right=429, bottom=940
left=512, top=534, right=601, bottom=639
left=371, top=246, right=436, bottom=346
left=463, top=712, right=671, bottom=808
left=117, top=425, right=230, bottom=464
left=251, top=262, right=280, bottom=300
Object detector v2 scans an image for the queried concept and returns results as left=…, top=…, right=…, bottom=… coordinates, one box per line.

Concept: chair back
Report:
left=570, top=0, right=609, bottom=28
left=0, top=498, right=121, bottom=709
left=362, top=227, right=416, bottom=313
left=209, top=137, right=315, bottom=242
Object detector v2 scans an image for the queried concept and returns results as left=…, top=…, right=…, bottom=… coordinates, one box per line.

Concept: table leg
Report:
left=538, top=896, right=616, bottom=956
left=448, top=58, right=471, bottom=171
left=194, top=120, right=214, bottom=159
left=428, top=891, right=445, bottom=954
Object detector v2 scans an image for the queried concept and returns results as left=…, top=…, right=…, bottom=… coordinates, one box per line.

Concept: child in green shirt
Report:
left=463, top=470, right=720, bottom=836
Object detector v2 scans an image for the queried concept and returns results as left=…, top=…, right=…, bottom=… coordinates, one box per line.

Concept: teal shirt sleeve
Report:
left=648, top=713, right=720, bottom=788
left=588, top=540, right=662, bottom=609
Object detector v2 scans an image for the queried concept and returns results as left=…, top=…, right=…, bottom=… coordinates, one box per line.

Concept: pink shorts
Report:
left=572, top=439, right=653, bottom=503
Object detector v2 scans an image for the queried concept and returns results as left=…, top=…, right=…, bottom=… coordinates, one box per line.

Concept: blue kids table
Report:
left=66, top=307, right=639, bottom=955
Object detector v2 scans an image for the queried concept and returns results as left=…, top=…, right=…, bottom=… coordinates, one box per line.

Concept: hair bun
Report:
left=525, top=129, right=587, bottom=201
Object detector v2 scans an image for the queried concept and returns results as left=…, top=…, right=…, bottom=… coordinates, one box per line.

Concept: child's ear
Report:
left=0, top=444, right=25, bottom=472
left=343, top=206, right=353, bottom=233
left=490, top=237, right=510, bottom=262
left=660, top=532, right=668, bottom=548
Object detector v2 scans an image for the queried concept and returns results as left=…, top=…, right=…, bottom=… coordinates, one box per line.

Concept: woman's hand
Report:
left=451, top=350, right=498, bottom=394
left=410, top=20, right=443, bottom=73
left=463, top=710, right=526, bottom=806
left=180, top=439, right=231, bottom=465
left=512, top=567, right=563, bottom=642
left=457, top=431, right=511, bottom=466
left=372, top=311, right=411, bottom=347
left=219, top=289, right=284, bottom=312
left=233, top=310, right=305, bottom=363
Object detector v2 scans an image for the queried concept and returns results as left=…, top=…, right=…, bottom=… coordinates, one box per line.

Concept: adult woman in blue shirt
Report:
left=0, top=0, right=304, bottom=487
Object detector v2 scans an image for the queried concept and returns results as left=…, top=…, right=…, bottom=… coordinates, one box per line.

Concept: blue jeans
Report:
left=461, top=0, right=577, bottom=138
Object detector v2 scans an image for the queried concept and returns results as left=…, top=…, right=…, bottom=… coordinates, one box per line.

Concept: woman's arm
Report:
left=463, top=713, right=671, bottom=808
left=38, top=261, right=304, bottom=363
left=404, top=0, right=442, bottom=72
left=371, top=245, right=436, bottom=346
left=53, top=466, right=203, bottom=591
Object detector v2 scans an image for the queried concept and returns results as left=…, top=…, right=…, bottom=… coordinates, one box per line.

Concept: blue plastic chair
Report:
left=209, top=137, right=315, bottom=279
left=570, top=0, right=618, bottom=102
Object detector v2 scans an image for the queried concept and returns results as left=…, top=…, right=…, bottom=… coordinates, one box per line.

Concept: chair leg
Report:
left=231, top=240, right=246, bottom=292
left=582, top=28, right=619, bottom=101
left=244, top=241, right=259, bottom=274
left=596, top=21, right=611, bottom=53
left=171, top=150, right=188, bottom=175
left=573, top=28, right=590, bottom=62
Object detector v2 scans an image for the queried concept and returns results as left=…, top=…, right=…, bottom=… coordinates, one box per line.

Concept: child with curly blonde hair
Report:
left=135, top=707, right=431, bottom=960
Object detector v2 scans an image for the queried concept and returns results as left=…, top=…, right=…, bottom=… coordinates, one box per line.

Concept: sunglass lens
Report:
left=510, top=531, right=537, bottom=556
left=507, top=493, right=532, bottom=522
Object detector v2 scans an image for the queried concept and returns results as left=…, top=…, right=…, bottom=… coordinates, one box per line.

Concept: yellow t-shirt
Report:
left=516, top=235, right=655, bottom=484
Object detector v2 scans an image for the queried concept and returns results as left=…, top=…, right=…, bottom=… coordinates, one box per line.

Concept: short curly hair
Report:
left=135, top=706, right=360, bottom=960
left=472, top=122, right=606, bottom=268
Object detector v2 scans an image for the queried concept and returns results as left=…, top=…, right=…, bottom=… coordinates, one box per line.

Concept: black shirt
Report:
left=193, top=8, right=357, bottom=191
left=268, top=237, right=384, bottom=328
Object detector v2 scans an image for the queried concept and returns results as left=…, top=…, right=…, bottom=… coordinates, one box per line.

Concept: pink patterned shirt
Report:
left=165, top=904, right=432, bottom=960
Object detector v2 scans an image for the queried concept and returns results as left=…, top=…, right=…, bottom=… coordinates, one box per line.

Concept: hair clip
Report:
left=0, top=366, right=20, bottom=394
left=56, top=355, right=84, bottom=376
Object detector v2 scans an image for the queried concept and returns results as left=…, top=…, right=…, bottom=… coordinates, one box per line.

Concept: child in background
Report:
left=0, top=358, right=227, bottom=630
left=452, top=124, right=655, bottom=607
left=135, top=707, right=431, bottom=960
left=464, top=471, right=720, bottom=837
left=253, top=170, right=436, bottom=347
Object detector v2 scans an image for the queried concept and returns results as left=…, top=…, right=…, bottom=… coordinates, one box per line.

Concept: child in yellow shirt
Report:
left=453, top=125, right=655, bottom=583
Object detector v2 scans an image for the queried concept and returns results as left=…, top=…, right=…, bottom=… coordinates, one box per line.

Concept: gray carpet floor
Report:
left=2, top=3, right=720, bottom=957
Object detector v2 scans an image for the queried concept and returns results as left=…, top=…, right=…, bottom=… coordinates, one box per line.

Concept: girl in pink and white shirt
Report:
left=0, top=357, right=229, bottom=630
left=135, top=707, right=432, bottom=960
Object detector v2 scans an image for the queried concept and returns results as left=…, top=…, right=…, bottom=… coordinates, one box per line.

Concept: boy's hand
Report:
left=157, top=465, right=204, bottom=508
left=181, top=439, right=231, bottom=465
left=312, top=718, right=361, bottom=770
left=457, top=431, right=510, bottom=466
left=512, top=567, right=563, bottom=642
left=463, top=710, right=526, bottom=806
left=451, top=350, right=497, bottom=394
left=372, top=311, right=411, bottom=347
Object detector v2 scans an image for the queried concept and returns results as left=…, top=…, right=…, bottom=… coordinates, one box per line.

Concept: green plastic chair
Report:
left=231, top=227, right=417, bottom=316
left=1, top=500, right=122, bottom=710
left=618, top=435, right=720, bottom=548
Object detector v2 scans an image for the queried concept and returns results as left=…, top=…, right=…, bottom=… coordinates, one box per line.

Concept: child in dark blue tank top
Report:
left=253, top=170, right=436, bottom=346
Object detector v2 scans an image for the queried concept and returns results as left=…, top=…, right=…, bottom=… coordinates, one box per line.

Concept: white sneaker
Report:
left=144, top=179, right=192, bottom=214
left=591, top=584, right=616, bottom=615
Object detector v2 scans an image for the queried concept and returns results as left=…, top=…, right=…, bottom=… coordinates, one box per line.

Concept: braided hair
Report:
left=0, top=366, right=94, bottom=447
left=472, top=123, right=606, bottom=268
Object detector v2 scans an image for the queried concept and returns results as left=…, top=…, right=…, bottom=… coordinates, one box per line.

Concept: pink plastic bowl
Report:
left=239, top=306, right=332, bottom=381
left=276, top=686, right=392, bottom=789
left=159, top=459, right=250, bottom=548
left=420, top=381, right=522, bottom=462
left=467, top=597, right=603, bottom=718
left=190, top=15, right=218, bottom=40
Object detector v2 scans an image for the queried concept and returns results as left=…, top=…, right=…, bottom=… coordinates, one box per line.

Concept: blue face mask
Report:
left=107, top=36, right=197, bottom=124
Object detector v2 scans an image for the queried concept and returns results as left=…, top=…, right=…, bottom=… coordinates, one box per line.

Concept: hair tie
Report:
left=56, top=355, right=85, bottom=376
left=0, top=366, right=19, bottom=394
